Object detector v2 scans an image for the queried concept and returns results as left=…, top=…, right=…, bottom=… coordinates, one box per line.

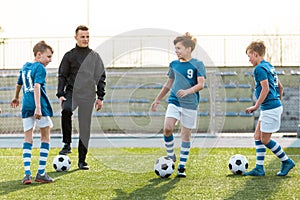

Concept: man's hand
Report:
left=95, top=99, right=103, bottom=111
left=59, top=96, right=67, bottom=108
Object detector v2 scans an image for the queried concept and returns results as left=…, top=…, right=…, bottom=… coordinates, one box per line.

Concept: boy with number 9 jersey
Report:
left=151, top=32, right=206, bottom=177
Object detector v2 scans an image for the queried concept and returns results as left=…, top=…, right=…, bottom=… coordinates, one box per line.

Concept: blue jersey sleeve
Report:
left=167, top=65, right=175, bottom=79
left=196, top=61, right=206, bottom=78
left=33, top=63, right=46, bottom=84
left=254, top=66, right=267, bottom=82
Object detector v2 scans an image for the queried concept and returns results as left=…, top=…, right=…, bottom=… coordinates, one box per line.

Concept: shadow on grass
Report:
left=47, top=168, right=79, bottom=180
left=113, top=177, right=180, bottom=200
left=0, top=169, right=78, bottom=196
left=224, top=155, right=294, bottom=200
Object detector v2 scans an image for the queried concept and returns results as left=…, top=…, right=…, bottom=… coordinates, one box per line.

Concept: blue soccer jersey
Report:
left=167, top=58, right=206, bottom=110
left=17, top=62, right=53, bottom=118
left=253, top=60, right=281, bottom=110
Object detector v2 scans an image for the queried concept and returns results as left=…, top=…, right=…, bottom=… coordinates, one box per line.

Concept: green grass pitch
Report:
left=0, top=148, right=299, bottom=199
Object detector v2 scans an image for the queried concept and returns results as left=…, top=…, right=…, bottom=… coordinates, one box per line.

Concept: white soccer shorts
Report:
left=22, top=116, right=53, bottom=132
left=259, top=106, right=283, bottom=133
left=165, top=103, right=197, bottom=129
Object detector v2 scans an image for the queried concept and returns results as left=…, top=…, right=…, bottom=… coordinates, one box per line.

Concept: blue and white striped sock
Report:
left=255, top=140, right=266, bottom=168
left=164, top=135, right=174, bottom=158
left=38, top=142, right=50, bottom=175
left=178, top=141, right=191, bottom=169
left=23, top=142, right=32, bottom=175
left=266, top=139, right=288, bottom=162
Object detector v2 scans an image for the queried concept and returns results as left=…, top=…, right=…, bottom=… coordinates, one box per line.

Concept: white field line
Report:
left=1, top=154, right=300, bottom=158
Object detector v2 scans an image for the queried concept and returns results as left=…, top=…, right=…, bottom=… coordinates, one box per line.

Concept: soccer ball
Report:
left=228, top=154, right=248, bottom=175
left=154, top=156, right=175, bottom=178
left=53, top=155, right=71, bottom=172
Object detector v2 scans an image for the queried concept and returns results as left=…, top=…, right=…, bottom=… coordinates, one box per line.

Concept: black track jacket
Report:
left=56, top=45, right=106, bottom=101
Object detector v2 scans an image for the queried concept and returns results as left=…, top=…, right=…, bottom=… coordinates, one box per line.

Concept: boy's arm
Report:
left=151, top=78, right=174, bottom=111
left=34, top=83, right=42, bottom=119
left=254, top=79, right=269, bottom=108
left=245, top=79, right=269, bottom=113
left=176, top=76, right=205, bottom=98
left=278, top=79, right=284, bottom=100
left=11, top=84, right=22, bottom=108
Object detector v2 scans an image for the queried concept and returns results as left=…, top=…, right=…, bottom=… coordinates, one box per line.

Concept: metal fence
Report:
left=0, top=34, right=299, bottom=69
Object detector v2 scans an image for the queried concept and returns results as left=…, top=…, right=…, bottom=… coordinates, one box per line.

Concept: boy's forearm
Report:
left=187, top=83, right=204, bottom=94
left=155, top=86, right=169, bottom=103
left=279, top=87, right=283, bottom=100
left=186, top=77, right=205, bottom=95
left=14, top=84, right=22, bottom=99
left=154, top=79, right=173, bottom=103
left=34, top=83, right=41, bottom=108
left=278, top=81, right=284, bottom=100
left=255, top=88, right=269, bottom=109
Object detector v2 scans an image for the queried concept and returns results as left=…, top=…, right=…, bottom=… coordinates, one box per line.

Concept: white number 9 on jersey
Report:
left=187, top=69, right=193, bottom=79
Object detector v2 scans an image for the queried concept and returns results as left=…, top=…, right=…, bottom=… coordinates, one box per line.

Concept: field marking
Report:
left=1, top=154, right=300, bottom=158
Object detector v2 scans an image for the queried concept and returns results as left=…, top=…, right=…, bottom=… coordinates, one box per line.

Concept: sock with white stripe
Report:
left=164, top=134, right=174, bottom=158
left=255, top=140, right=266, bottom=168
left=23, top=142, right=32, bottom=175
left=178, top=141, right=191, bottom=169
left=265, top=139, right=288, bottom=162
left=38, top=142, right=50, bottom=175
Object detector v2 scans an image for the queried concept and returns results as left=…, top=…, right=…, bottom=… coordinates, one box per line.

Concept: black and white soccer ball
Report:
left=53, top=155, right=71, bottom=172
left=154, top=156, right=175, bottom=178
left=228, top=154, right=248, bottom=175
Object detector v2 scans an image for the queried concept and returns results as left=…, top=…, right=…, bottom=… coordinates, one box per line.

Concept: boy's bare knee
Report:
left=164, top=127, right=173, bottom=136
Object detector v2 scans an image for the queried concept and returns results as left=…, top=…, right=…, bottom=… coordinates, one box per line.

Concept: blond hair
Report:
left=174, top=32, right=197, bottom=51
left=246, top=40, right=266, bottom=56
left=33, top=41, right=53, bottom=57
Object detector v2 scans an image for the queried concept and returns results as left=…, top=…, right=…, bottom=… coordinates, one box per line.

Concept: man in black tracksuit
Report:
left=56, top=25, right=106, bottom=170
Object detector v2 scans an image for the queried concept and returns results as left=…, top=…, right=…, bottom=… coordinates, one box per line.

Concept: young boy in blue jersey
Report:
left=11, top=41, right=54, bottom=184
left=151, top=32, right=206, bottom=177
left=244, top=40, right=295, bottom=176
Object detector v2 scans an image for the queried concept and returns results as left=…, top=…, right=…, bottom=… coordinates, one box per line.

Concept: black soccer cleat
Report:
left=78, top=162, right=89, bottom=170
left=59, top=143, right=72, bottom=155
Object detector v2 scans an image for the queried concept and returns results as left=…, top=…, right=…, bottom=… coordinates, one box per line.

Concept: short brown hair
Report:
left=75, top=25, right=89, bottom=35
left=246, top=40, right=266, bottom=56
left=33, top=41, right=53, bottom=57
left=174, top=32, right=197, bottom=51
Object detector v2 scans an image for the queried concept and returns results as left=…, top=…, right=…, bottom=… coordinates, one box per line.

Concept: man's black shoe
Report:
left=59, top=143, right=72, bottom=155
left=78, top=162, right=89, bottom=170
